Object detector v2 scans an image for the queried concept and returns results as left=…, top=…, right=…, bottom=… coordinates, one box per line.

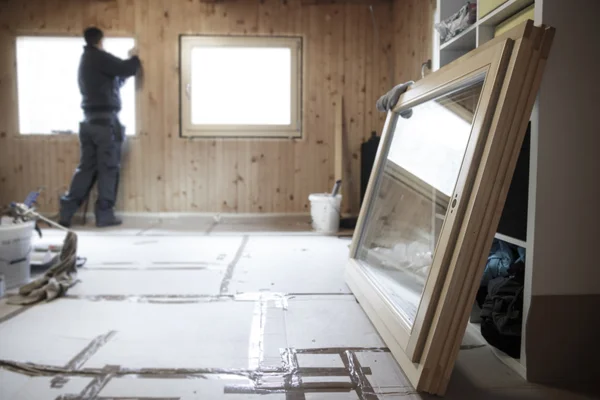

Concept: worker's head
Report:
left=83, top=27, right=104, bottom=49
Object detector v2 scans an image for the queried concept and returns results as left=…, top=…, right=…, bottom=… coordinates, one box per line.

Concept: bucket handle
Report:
left=0, top=245, right=32, bottom=266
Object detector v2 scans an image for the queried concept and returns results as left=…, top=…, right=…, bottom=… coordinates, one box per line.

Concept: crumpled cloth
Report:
left=435, top=2, right=476, bottom=44
left=8, top=231, right=80, bottom=305
left=375, top=81, right=414, bottom=118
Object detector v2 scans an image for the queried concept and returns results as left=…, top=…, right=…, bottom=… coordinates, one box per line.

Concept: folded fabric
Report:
left=376, top=81, right=414, bottom=118
left=480, top=239, right=515, bottom=287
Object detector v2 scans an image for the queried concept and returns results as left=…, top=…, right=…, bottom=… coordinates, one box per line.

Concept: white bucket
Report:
left=0, top=219, right=35, bottom=289
left=309, top=194, right=342, bottom=234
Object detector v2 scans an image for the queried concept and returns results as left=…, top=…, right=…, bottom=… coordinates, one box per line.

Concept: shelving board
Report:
left=479, top=0, right=535, bottom=27
left=494, top=232, right=526, bottom=248
left=440, top=23, right=477, bottom=51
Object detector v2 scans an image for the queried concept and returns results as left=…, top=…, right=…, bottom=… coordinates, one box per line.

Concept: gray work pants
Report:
left=60, top=118, right=124, bottom=224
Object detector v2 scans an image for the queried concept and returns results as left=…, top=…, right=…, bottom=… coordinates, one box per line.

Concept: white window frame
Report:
left=180, top=35, right=302, bottom=138
left=15, top=35, right=137, bottom=136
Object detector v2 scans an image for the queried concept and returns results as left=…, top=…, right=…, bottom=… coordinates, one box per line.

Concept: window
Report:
left=180, top=36, right=302, bottom=138
left=345, top=22, right=554, bottom=395
left=16, top=36, right=136, bottom=135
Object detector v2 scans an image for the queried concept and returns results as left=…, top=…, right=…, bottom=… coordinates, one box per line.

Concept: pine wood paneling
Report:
left=0, top=0, right=408, bottom=215
left=393, top=0, right=435, bottom=83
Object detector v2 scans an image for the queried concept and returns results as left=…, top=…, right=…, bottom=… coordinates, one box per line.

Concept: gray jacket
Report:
left=78, top=46, right=140, bottom=113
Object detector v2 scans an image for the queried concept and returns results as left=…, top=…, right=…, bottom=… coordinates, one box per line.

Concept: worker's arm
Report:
left=97, top=51, right=141, bottom=79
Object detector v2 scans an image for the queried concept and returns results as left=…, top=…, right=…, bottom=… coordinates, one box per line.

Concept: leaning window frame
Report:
left=179, top=35, right=302, bottom=139
left=349, top=38, right=512, bottom=366
left=344, top=21, right=554, bottom=395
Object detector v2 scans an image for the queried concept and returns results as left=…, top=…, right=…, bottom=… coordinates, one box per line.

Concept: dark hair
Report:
left=83, top=27, right=103, bottom=46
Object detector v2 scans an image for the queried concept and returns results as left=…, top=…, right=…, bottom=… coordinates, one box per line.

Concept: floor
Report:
left=0, top=216, right=593, bottom=399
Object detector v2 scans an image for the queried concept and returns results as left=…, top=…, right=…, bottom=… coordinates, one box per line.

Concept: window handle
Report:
left=421, top=59, right=432, bottom=78
left=186, top=83, right=191, bottom=98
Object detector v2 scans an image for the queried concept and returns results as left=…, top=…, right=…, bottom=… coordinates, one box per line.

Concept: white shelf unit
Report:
left=435, top=0, right=534, bottom=250
left=434, top=0, right=534, bottom=247
left=433, top=0, right=536, bottom=377
left=435, top=0, right=535, bottom=69
left=430, top=0, right=600, bottom=387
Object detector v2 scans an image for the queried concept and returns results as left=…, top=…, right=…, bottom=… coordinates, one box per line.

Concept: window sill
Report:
left=16, top=133, right=79, bottom=139
left=181, top=129, right=302, bottom=139
left=16, top=134, right=138, bottom=139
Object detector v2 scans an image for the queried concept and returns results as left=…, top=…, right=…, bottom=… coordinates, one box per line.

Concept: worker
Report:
left=59, top=27, right=141, bottom=228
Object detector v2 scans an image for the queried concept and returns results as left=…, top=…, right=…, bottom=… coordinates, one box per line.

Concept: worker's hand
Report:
left=128, top=47, right=138, bottom=58
left=376, top=81, right=414, bottom=118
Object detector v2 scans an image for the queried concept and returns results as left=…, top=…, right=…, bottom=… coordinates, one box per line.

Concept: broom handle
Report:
left=15, top=204, right=71, bottom=233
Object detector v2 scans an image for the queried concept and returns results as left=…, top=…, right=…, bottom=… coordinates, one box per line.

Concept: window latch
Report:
left=186, top=83, right=191, bottom=98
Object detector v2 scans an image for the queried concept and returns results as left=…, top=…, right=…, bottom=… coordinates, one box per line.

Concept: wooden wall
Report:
left=393, top=0, right=435, bottom=83
left=0, top=0, right=435, bottom=215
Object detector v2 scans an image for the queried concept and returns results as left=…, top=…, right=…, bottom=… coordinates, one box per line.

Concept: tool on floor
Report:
left=3, top=192, right=81, bottom=305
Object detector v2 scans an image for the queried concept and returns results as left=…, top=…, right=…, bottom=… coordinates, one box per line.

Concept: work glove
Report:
left=376, top=81, right=414, bottom=118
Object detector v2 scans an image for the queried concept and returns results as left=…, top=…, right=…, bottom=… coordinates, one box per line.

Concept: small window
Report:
left=180, top=36, right=302, bottom=138
left=16, top=36, right=136, bottom=135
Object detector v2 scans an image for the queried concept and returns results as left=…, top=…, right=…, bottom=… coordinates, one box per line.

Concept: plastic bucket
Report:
left=0, top=219, right=35, bottom=289
left=309, top=194, right=342, bottom=234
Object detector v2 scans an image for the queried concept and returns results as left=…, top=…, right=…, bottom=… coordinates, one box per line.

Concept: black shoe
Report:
left=96, top=218, right=122, bottom=228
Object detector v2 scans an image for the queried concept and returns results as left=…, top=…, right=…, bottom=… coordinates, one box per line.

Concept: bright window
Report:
left=180, top=36, right=302, bottom=138
left=16, top=36, right=136, bottom=135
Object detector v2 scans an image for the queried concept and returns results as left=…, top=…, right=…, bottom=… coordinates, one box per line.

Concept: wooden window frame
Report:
left=180, top=35, right=302, bottom=138
left=344, top=21, right=554, bottom=395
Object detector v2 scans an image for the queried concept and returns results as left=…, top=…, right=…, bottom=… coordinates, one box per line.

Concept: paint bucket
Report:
left=308, top=194, right=342, bottom=234
left=0, top=219, right=35, bottom=289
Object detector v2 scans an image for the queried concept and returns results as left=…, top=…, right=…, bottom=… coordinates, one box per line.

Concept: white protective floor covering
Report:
left=0, top=216, right=593, bottom=399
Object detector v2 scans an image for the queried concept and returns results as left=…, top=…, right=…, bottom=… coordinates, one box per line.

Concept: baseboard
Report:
left=526, top=293, right=600, bottom=396
left=42, top=212, right=311, bottom=220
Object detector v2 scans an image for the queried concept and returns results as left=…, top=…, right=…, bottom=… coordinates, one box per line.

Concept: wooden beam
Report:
left=302, top=0, right=392, bottom=4
left=197, top=0, right=392, bottom=3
